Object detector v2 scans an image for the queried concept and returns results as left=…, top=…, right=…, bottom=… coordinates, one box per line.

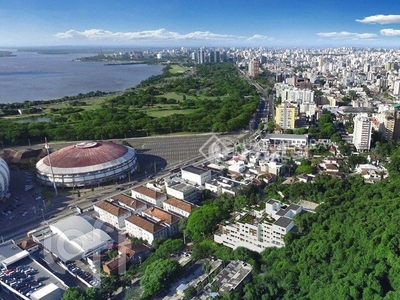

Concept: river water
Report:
left=0, top=51, right=164, bottom=104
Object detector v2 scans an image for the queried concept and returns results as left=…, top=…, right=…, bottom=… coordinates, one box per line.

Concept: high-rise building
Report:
left=276, top=103, right=296, bottom=130
left=393, top=81, right=400, bottom=95
left=248, top=59, right=260, bottom=77
left=352, top=114, right=372, bottom=151
left=198, top=48, right=205, bottom=64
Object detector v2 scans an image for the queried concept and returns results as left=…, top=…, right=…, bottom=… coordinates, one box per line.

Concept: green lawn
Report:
left=146, top=108, right=195, bottom=118
left=168, top=64, right=187, bottom=74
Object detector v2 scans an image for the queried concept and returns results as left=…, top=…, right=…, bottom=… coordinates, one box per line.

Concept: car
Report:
left=36, top=276, right=49, bottom=282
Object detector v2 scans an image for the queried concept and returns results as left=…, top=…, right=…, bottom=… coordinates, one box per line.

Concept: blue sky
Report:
left=1, top=0, right=400, bottom=48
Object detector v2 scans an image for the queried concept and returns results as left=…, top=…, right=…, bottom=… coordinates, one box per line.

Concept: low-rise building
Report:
left=103, top=253, right=128, bottom=275
left=163, top=198, right=197, bottom=218
left=125, top=215, right=168, bottom=245
left=205, top=177, right=241, bottom=196
left=181, top=165, right=211, bottom=186
left=117, top=239, right=152, bottom=263
left=94, top=200, right=131, bottom=229
left=165, top=182, right=198, bottom=202
left=143, top=207, right=181, bottom=237
left=110, top=194, right=147, bottom=213
left=197, top=260, right=252, bottom=299
left=131, top=186, right=167, bottom=207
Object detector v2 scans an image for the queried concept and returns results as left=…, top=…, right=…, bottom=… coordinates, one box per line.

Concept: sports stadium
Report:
left=36, top=141, right=138, bottom=188
left=0, top=157, right=10, bottom=200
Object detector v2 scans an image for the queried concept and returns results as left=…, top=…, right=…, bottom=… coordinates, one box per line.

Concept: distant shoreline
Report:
left=104, top=61, right=145, bottom=66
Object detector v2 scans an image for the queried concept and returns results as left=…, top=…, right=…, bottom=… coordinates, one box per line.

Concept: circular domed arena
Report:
left=0, top=158, right=10, bottom=200
left=36, top=141, right=138, bottom=188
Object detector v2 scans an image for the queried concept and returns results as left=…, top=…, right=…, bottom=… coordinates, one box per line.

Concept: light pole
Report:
left=45, top=138, right=58, bottom=196
left=40, top=208, right=46, bottom=226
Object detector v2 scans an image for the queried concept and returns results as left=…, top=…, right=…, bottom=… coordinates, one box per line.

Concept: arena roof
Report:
left=36, top=141, right=136, bottom=176
left=42, top=142, right=128, bottom=168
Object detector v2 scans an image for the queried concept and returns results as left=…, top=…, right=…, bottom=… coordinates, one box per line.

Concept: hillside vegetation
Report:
left=241, top=151, right=400, bottom=300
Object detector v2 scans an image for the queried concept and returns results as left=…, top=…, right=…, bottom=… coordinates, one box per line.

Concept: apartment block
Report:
left=131, top=186, right=167, bottom=207
left=110, top=194, right=147, bottom=214
left=352, top=113, right=372, bottom=151
left=94, top=200, right=131, bottom=229
left=142, top=207, right=181, bottom=237
left=214, top=200, right=302, bottom=253
left=163, top=198, right=197, bottom=218
left=275, top=103, right=296, bottom=130
left=125, top=215, right=168, bottom=245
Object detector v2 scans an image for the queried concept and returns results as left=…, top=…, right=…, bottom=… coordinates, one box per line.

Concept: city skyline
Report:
left=1, top=0, right=400, bottom=48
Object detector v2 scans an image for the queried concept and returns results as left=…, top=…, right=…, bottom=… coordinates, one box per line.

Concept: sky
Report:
left=1, top=0, right=400, bottom=48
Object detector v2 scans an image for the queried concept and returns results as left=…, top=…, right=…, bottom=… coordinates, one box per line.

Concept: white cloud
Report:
left=380, top=28, right=400, bottom=36
left=53, top=28, right=250, bottom=42
left=356, top=14, right=400, bottom=24
left=247, top=34, right=272, bottom=41
left=316, top=31, right=377, bottom=39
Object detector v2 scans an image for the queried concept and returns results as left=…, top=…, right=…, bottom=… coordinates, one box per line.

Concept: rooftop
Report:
left=111, top=194, right=147, bottom=210
left=133, top=186, right=165, bottom=200
left=95, top=200, right=130, bottom=217
left=0, top=240, right=29, bottom=267
left=211, top=260, right=252, bottom=294
left=274, top=216, right=293, bottom=228
left=125, top=215, right=165, bottom=234
left=143, top=207, right=181, bottom=225
left=182, top=165, right=209, bottom=175
left=164, top=198, right=197, bottom=213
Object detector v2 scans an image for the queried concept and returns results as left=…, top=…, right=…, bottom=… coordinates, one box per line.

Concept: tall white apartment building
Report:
left=214, top=200, right=302, bottom=253
left=393, top=81, right=400, bottom=96
left=352, top=113, right=372, bottom=151
left=281, top=88, right=314, bottom=104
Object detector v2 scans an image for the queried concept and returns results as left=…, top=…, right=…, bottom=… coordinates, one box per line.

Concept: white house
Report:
left=94, top=200, right=131, bottom=229
left=181, top=165, right=211, bottom=186
left=131, top=186, right=167, bottom=207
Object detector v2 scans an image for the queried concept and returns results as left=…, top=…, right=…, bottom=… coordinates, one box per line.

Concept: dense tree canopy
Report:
left=0, top=63, right=258, bottom=146
left=140, top=259, right=181, bottom=299
left=241, top=155, right=400, bottom=299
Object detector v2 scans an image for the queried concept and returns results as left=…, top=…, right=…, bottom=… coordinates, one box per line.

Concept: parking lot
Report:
left=0, top=169, right=47, bottom=232
left=0, top=256, right=66, bottom=298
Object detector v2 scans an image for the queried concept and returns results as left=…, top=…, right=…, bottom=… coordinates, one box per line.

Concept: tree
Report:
left=295, top=159, right=314, bottom=174
left=100, top=275, right=119, bottom=299
left=140, top=259, right=181, bottom=298
left=183, top=286, right=197, bottom=300
left=186, top=204, right=224, bottom=242
left=267, top=121, right=276, bottom=133
left=85, top=287, right=102, bottom=300
left=347, top=155, right=367, bottom=169
left=62, top=287, right=86, bottom=300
